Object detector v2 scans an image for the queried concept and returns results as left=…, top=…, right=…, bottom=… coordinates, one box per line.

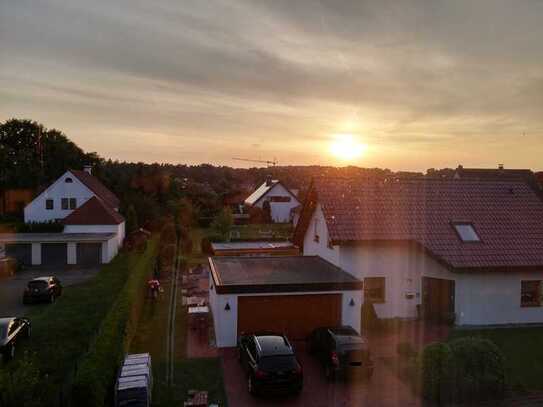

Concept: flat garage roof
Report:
left=211, top=241, right=295, bottom=251
left=0, top=233, right=116, bottom=243
left=209, top=256, right=363, bottom=294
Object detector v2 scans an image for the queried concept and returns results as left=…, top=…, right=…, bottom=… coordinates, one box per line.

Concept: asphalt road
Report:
left=0, top=267, right=100, bottom=317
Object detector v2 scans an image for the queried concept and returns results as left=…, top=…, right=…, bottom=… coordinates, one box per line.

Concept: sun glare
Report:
left=329, top=134, right=366, bottom=161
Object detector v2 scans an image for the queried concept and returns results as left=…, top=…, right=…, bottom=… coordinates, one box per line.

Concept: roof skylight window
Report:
left=453, top=223, right=480, bottom=242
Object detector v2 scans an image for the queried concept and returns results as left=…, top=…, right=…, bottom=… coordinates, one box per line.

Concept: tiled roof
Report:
left=311, top=177, right=543, bottom=271
left=63, top=197, right=124, bottom=225
left=71, top=170, right=120, bottom=209
left=244, top=180, right=280, bottom=205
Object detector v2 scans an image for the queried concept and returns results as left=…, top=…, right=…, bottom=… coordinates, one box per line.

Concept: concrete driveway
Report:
left=0, top=266, right=100, bottom=316
left=221, top=341, right=422, bottom=407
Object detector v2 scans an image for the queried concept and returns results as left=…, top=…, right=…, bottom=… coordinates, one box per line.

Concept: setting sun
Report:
left=330, top=134, right=367, bottom=161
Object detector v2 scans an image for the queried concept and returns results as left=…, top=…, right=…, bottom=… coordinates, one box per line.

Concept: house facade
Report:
left=24, top=166, right=120, bottom=223
left=294, top=177, right=543, bottom=326
left=244, top=177, right=300, bottom=223
left=2, top=167, right=125, bottom=266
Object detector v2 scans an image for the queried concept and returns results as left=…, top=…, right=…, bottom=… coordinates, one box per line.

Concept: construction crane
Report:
left=232, top=157, right=278, bottom=167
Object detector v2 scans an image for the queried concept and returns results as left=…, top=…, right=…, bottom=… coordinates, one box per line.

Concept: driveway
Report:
left=221, top=341, right=423, bottom=407
left=0, top=266, right=100, bottom=316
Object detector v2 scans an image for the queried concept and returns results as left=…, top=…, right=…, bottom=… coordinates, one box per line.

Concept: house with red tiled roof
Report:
left=293, top=176, right=543, bottom=326
left=1, top=166, right=126, bottom=266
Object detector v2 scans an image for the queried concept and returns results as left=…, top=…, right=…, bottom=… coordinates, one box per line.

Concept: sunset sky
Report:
left=1, top=0, right=542, bottom=170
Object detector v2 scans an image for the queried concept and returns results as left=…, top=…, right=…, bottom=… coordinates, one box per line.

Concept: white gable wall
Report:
left=24, top=171, right=95, bottom=223
left=252, top=183, right=300, bottom=223
left=303, top=203, right=340, bottom=266
left=302, top=201, right=543, bottom=326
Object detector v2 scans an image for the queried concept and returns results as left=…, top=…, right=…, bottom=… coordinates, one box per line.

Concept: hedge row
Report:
left=72, top=239, right=158, bottom=407
left=422, top=337, right=506, bottom=403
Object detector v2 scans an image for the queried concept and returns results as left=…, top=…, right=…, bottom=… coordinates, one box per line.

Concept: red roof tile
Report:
left=63, top=197, right=124, bottom=225
left=306, top=177, right=543, bottom=271
left=71, top=170, right=120, bottom=209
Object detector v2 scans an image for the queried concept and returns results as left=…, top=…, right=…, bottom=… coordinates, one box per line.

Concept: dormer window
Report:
left=65, top=177, right=73, bottom=183
left=453, top=223, right=480, bottom=242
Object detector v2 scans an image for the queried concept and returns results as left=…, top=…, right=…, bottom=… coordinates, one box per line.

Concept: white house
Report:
left=2, top=166, right=125, bottom=267
left=209, top=255, right=363, bottom=347
left=293, top=176, right=543, bottom=326
left=24, top=165, right=119, bottom=223
left=244, top=177, right=300, bottom=223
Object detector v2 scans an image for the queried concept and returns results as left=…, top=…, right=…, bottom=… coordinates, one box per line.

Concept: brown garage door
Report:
left=238, top=294, right=341, bottom=340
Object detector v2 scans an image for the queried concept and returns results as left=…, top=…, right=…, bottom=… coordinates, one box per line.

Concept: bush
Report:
left=72, top=239, right=157, bottom=407
left=421, top=337, right=506, bottom=403
left=421, top=342, right=454, bottom=402
left=449, top=337, right=506, bottom=402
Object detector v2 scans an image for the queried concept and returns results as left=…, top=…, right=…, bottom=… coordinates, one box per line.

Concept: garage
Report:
left=41, top=243, right=67, bottom=267
left=238, top=294, right=341, bottom=339
left=209, top=256, right=363, bottom=347
left=77, top=243, right=102, bottom=266
left=5, top=243, right=32, bottom=266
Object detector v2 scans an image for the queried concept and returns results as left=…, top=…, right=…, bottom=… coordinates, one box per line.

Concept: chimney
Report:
left=84, top=164, right=93, bottom=175
left=266, top=175, right=273, bottom=187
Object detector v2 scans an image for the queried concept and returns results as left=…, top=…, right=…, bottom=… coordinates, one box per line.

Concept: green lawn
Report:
left=16, top=245, right=155, bottom=399
left=449, top=327, right=543, bottom=391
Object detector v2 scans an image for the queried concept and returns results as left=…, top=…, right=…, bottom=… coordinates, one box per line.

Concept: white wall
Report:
left=302, top=207, right=543, bottom=325
left=24, top=171, right=95, bottom=223
left=253, top=183, right=300, bottom=223
left=64, top=222, right=125, bottom=249
left=302, top=203, right=340, bottom=266
left=209, top=278, right=363, bottom=347
left=456, top=272, right=543, bottom=325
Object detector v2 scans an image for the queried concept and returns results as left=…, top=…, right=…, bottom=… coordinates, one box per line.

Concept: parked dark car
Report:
left=238, top=333, right=303, bottom=396
left=23, top=276, right=62, bottom=304
left=0, top=317, right=31, bottom=361
left=308, top=326, right=373, bottom=381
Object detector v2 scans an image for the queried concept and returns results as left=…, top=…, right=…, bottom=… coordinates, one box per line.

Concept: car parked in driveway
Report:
left=0, top=317, right=31, bottom=361
left=23, top=276, right=62, bottom=304
left=238, top=332, right=303, bottom=396
left=308, top=326, right=373, bottom=381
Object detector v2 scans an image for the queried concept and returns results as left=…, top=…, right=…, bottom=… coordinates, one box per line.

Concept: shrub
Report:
left=421, top=342, right=454, bottom=403
left=420, top=337, right=506, bottom=404
left=449, top=337, right=506, bottom=402
left=72, top=239, right=157, bottom=407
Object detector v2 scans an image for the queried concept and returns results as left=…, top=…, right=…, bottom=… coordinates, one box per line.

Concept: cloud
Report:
left=1, top=0, right=543, bottom=169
